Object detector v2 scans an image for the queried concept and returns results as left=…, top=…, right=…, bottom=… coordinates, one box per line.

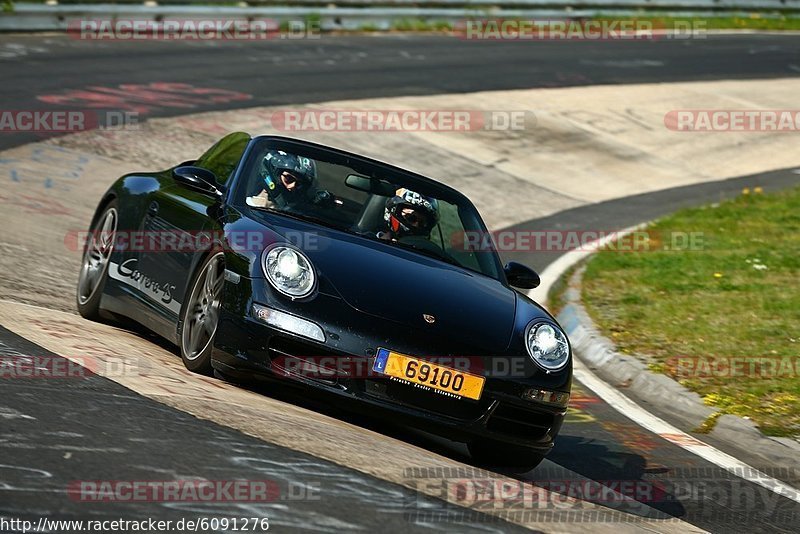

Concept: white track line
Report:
left=573, top=358, right=800, bottom=505
left=527, top=223, right=800, bottom=504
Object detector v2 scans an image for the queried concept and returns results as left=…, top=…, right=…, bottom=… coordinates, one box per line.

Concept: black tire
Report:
left=76, top=201, right=118, bottom=321
left=467, top=439, right=545, bottom=473
left=179, top=252, right=225, bottom=374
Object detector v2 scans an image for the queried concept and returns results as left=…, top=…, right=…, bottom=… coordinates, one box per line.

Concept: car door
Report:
left=135, top=132, right=251, bottom=321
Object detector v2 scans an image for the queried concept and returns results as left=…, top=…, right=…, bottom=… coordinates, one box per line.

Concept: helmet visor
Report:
left=278, top=169, right=308, bottom=192
left=398, top=205, right=433, bottom=231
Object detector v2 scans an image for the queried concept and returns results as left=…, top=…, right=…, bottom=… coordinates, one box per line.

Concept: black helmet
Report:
left=261, top=150, right=317, bottom=200
left=384, top=188, right=439, bottom=238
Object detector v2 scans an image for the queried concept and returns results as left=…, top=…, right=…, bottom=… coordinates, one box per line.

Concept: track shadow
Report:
left=120, top=320, right=686, bottom=522
left=545, top=435, right=684, bottom=517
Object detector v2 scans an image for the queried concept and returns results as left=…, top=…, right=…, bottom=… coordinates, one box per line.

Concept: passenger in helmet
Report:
left=247, top=150, right=319, bottom=209
left=378, top=188, right=439, bottom=241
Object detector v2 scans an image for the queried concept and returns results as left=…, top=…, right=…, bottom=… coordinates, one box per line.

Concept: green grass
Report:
left=381, top=14, right=800, bottom=33
left=594, top=14, right=800, bottom=31
left=391, top=19, right=453, bottom=32
left=581, top=186, right=800, bottom=437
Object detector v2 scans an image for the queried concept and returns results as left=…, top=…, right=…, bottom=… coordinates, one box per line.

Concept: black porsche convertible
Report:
left=77, top=132, right=571, bottom=470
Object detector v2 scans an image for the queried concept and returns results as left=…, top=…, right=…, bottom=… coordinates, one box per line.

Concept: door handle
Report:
left=147, top=201, right=159, bottom=217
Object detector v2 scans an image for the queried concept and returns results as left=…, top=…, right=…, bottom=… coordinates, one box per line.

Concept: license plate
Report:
left=372, top=348, right=485, bottom=401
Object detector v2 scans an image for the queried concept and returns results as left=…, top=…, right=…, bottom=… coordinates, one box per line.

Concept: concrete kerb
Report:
left=554, top=257, right=800, bottom=469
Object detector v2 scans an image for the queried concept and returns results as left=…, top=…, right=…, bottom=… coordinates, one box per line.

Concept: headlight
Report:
left=525, top=322, right=570, bottom=371
left=263, top=246, right=316, bottom=298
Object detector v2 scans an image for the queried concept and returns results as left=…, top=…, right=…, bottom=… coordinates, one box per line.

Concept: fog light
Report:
left=252, top=303, right=325, bottom=343
left=522, top=388, right=570, bottom=407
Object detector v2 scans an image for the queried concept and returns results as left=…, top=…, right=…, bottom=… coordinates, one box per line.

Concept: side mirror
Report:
left=504, top=262, right=540, bottom=289
left=173, top=166, right=222, bottom=197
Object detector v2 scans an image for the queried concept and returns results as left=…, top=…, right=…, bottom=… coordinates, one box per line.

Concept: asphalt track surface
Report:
left=0, top=325, right=529, bottom=533
left=1, top=32, right=800, bottom=532
left=2, top=32, right=800, bottom=150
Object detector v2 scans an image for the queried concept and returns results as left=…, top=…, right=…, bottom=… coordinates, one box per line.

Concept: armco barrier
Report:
left=2, top=0, right=799, bottom=32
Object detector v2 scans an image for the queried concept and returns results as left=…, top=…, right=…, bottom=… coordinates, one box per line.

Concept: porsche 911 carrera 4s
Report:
left=77, top=132, right=572, bottom=470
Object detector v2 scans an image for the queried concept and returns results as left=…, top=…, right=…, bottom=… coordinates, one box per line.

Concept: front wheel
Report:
left=467, top=439, right=545, bottom=473
left=180, top=252, right=225, bottom=374
left=77, top=202, right=118, bottom=320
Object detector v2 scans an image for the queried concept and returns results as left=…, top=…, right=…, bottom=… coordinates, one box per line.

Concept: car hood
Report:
left=262, top=214, right=517, bottom=353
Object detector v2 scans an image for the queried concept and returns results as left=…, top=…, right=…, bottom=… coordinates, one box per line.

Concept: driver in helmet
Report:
left=378, top=188, right=439, bottom=241
left=247, top=150, right=330, bottom=210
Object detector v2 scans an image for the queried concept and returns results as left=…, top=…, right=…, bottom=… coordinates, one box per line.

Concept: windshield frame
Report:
left=228, top=135, right=507, bottom=284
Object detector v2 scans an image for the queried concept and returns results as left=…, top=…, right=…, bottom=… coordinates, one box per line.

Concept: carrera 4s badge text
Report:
left=115, top=258, right=176, bottom=306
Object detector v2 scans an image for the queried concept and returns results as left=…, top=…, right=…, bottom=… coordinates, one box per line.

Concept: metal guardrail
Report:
left=2, top=0, right=799, bottom=33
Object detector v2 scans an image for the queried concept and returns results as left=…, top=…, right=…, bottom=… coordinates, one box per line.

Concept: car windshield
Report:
left=233, top=138, right=503, bottom=280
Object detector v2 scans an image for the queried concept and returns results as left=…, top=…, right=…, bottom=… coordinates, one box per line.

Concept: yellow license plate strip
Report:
left=373, top=348, right=485, bottom=400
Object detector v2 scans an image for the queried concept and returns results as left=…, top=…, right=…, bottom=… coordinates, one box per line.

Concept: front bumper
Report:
left=211, top=299, right=568, bottom=453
